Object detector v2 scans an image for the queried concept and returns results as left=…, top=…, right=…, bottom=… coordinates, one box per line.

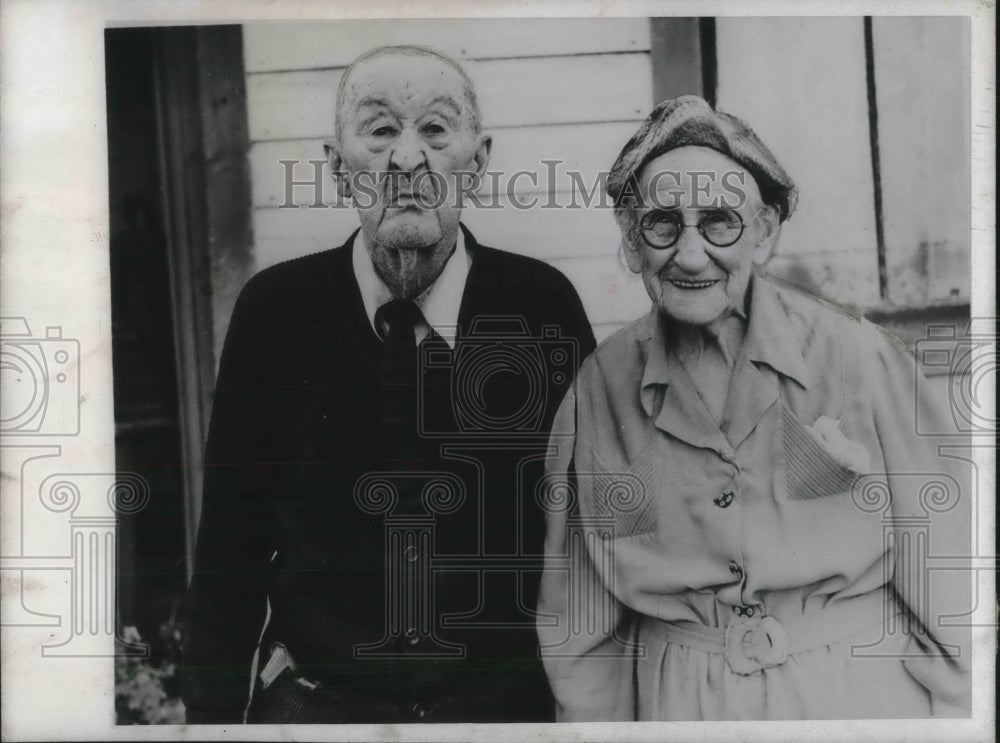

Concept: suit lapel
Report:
left=456, top=223, right=488, bottom=338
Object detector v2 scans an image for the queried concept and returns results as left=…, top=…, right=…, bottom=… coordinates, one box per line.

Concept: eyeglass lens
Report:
left=641, top=210, right=744, bottom=248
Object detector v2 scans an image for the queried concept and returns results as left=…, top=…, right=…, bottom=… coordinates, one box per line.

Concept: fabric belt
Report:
left=644, top=592, right=900, bottom=676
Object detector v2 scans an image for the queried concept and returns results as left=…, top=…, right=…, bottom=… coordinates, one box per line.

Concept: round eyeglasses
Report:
left=640, top=208, right=760, bottom=249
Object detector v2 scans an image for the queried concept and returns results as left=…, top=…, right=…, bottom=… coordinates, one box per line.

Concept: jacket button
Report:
left=729, top=561, right=743, bottom=578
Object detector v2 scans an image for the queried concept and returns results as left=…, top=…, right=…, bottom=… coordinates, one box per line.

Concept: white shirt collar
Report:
left=352, top=228, right=469, bottom=349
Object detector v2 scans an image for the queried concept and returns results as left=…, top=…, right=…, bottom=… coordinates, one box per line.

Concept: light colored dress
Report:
left=537, top=273, right=971, bottom=720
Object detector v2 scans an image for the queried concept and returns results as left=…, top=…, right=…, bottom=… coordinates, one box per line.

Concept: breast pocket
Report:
left=586, top=444, right=661, bottom=538
left=781, top=404, right=862, bottom=501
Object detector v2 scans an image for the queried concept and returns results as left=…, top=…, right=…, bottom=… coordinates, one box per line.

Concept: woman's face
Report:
left=624, top=146, right=780, bottom=328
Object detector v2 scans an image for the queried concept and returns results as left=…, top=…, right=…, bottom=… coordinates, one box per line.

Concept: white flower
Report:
left=803, top=416, right=871, bottom=474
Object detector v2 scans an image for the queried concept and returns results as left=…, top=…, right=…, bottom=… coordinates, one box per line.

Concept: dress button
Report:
left=729, top=561, right=743, bottom=578
left=403, top=545, right=419, bottom=562
left=713, top=490, right=735, bottom=508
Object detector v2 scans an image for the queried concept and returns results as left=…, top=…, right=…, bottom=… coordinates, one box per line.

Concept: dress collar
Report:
left=741, top=270, right=811, bottom=389
left=638, top=270, right=810, bottom=418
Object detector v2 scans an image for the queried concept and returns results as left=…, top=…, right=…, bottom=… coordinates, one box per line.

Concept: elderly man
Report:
left=538, top=96, right=970, bottom=720
left=181, top=45, right=594, bottom=724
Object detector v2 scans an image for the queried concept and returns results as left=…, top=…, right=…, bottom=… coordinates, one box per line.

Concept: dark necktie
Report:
left=375, top=298, right=425, bottom=465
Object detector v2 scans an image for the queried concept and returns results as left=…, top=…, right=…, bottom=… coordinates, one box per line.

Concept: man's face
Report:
left=330, top=53, right=490, bottom=298
left=624, top=146, right=779, bottom=327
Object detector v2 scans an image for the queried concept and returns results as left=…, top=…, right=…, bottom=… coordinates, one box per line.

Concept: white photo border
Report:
left=0, top=1, right=994, bottom=741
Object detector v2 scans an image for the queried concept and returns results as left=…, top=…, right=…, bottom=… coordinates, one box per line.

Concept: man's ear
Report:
left=472, top=133, right=492, bottom=180
left=752, top=204, right=782, bottom=266
left=324, top=138, right=351, bottom=199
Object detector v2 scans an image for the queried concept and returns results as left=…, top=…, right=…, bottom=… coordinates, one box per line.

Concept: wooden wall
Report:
left=715, top=16, right=970, bottom=310
left=871, top=17, right=970, bottom=306
left=241, top=18, right=970, bottom=344
left=716, top=17, right=881, bottom=308
left=243, top=19, right=655, bottom=342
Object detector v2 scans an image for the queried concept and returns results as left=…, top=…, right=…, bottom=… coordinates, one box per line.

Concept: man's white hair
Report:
left=335, top=45, right=482, bottom=138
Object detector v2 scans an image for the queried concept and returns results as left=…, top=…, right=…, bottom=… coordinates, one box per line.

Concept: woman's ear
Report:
left=752, top=204, right=782, bottom=266
left=622, top=237, right=644, bottom=274
left=324, top=138, right=351, bottom=199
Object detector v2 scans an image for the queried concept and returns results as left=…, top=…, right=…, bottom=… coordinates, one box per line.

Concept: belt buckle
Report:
left=724, top=615, right=789, bottom=675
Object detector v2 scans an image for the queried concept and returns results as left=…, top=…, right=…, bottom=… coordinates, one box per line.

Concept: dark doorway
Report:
left=107, top=25, right=253, bottom=723
left=107, top=28, right=189, bottom=656
left=107, top=25, right=253, bottom=678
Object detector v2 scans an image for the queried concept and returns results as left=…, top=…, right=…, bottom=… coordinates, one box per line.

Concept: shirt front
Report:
left=352, top=228, right=469, bottom=348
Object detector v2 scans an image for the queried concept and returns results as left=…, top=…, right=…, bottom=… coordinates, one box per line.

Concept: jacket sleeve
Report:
left=536, top=384, right=638, bottom=721
left=180, top=276, right=276, bottom=723
left=560, top=269, right=597, bottom=368
left=867, top=324, right=972, bottom=716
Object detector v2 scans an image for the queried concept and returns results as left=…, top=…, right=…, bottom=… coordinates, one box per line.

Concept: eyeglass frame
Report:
left=638, top=206, right=766, bottom=250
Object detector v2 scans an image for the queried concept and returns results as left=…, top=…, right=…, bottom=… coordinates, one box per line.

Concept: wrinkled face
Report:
left=329, top=53, right=490, bottom=298
left=624, top=146, right=779, bottom=327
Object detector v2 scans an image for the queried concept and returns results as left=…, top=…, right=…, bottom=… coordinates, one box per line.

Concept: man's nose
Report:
left=671, top=230, right=711, bottom=273
left=389, top=127, right=427, bottom=172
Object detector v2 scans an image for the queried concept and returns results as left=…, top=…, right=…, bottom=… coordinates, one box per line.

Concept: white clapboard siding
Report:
left=247, top=53, right=652, bottom=141
left=716, top=17, right=880, bottom=308
left=249, top=122, right=636, bottom=208
left=872, top=17, right=970, bottom=305
left=593, top=322, right=628, bottom=344
left=253, top=200, right=624, bottom=268
left=461, top=203, right=623, bottom=260
left=243, top=19, right=653, bottom=331
left=548, top=254, right=651, bottom=327
left=766, top=252, right=881, bottom=311
left=244, top=18, right=650, bottom=72
left=253, top=207, right=357, bottom=270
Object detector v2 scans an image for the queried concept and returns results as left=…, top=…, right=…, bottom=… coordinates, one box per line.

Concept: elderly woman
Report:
left=537, top=96, right=970, bottom=720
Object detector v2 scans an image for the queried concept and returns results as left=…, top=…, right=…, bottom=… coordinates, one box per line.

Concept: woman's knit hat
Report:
left=607, top=95, right=798, bottom=222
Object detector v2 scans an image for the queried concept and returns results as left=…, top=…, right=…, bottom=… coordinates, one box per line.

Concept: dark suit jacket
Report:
left=181, top=226, right=595, bottom=723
